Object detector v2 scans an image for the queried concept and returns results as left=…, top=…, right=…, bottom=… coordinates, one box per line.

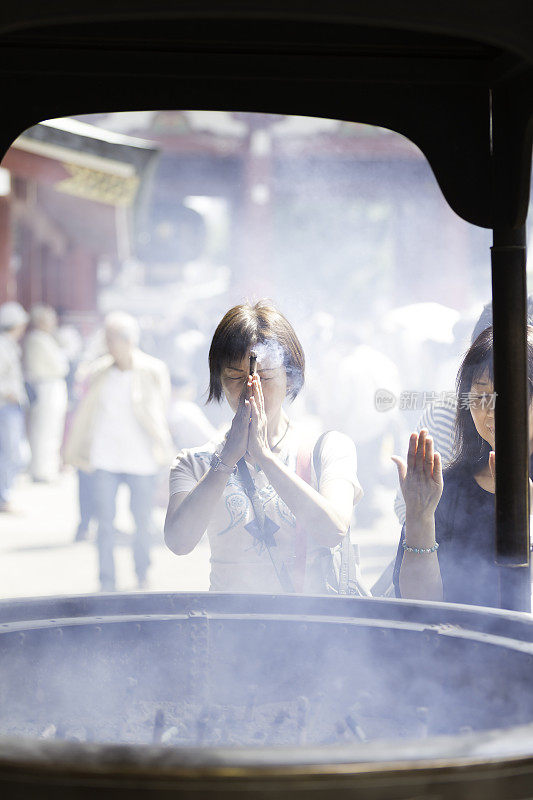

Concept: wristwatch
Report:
left=210, top=452, right=236, bottom=474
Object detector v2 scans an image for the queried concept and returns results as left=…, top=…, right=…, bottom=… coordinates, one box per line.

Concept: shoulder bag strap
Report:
left=293, top=439, right=314, bottom=592
left=313, top=431, right=351, bottom=594
left=293, top=432, right=330, bottom=592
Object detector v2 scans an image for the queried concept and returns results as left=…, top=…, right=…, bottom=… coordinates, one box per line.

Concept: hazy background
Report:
left=0, top=109, right=529, bottom=598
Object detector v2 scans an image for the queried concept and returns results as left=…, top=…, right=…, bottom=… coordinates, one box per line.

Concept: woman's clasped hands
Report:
left=220, top=373, right=270, bottom=467
left=246, top=373, right=270, bottom=462
left=392, top=429, right=443, bottom=520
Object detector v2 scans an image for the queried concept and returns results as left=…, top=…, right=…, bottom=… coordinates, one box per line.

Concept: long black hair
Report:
left=450, top=325, right=533, bottom=474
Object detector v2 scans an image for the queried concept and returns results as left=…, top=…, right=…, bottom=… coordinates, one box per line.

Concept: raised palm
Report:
left=392, top=429, right=443, bottom=518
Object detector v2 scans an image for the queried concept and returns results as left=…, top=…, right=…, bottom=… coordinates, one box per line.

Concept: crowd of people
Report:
left=0, top=296, right=525, bottom=608
left=0, top=302, right=214, bottom=592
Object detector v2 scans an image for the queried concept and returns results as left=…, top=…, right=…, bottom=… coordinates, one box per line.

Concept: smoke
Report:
left=0, top=109, right=497, bottom=601
left=251, top=339, right=285, bottom=371
left=1, top=110, right=516, bottom=769
left=1, top=595, right=533, bottom=755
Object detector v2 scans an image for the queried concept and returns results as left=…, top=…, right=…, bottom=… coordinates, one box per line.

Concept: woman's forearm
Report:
left=164, top=467, right=229, bottom=554
left=399, top=515, right=443, bottom=601
left=259, top=451, right=351, bottom=547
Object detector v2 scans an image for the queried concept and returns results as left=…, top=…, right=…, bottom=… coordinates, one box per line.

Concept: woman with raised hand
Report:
left=164, top=300, right=363, bottom=593
left=392, top=325, right=533, bottom=608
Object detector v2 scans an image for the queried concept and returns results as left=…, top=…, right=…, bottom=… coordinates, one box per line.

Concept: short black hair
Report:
left=208, top=301, right=305, bottom=403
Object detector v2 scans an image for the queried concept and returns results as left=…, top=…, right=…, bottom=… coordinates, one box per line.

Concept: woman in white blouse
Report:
left=165, top=300, right=363, bottom=594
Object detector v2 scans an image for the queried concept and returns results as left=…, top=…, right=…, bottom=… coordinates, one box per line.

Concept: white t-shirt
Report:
left=169, top=425, right=363, bottom=593
left=90, top=367, right=158, bottom=475
left=24, top=330, right=68, bottom=383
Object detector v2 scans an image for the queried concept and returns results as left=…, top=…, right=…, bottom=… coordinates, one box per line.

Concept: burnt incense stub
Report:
left=1, top=593, right=533, bottom=748
left=249, top=352, right=257, bottom=375
left=2, top=593, right=533, bottom=799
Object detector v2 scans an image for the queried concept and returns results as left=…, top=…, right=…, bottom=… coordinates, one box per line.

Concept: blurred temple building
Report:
left=0, top=118, right=158, bottom=330
left=0, top=111, right=494, bottom=332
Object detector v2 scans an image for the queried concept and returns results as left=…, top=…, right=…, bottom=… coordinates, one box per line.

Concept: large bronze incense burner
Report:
left=0, top=3, right=533, bottom=798
left=2, top=592, right=533, bottom=798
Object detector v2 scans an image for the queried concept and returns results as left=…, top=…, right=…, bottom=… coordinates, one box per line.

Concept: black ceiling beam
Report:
left=0, top=1, right=532, bottom=63
left=0, top=66, right=493, bottom=229
left=0, top=2, right=531, bottom=229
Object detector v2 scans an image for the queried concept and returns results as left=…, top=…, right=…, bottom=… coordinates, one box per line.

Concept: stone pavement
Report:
left=0, top=472, right=400, bottom=599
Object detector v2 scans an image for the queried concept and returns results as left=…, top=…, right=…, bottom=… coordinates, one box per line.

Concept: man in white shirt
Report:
left=64, top=312, right=173, bottom=591
left=24, top=305, right=69, bottom=482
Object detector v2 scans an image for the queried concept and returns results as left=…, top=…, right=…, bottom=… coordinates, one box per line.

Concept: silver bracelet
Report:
left=210, top=452, right=236, bottom=475
left=402, top=539, right=439, bottom=554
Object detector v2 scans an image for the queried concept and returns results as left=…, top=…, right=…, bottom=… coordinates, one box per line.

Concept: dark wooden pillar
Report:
left=490, top=76, right=532, bottom=612
left=67, top=245, right=98, bottom=313
left=233, top=114, right=280, bottom=298
left=492, top=225, right=530, bottom=611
